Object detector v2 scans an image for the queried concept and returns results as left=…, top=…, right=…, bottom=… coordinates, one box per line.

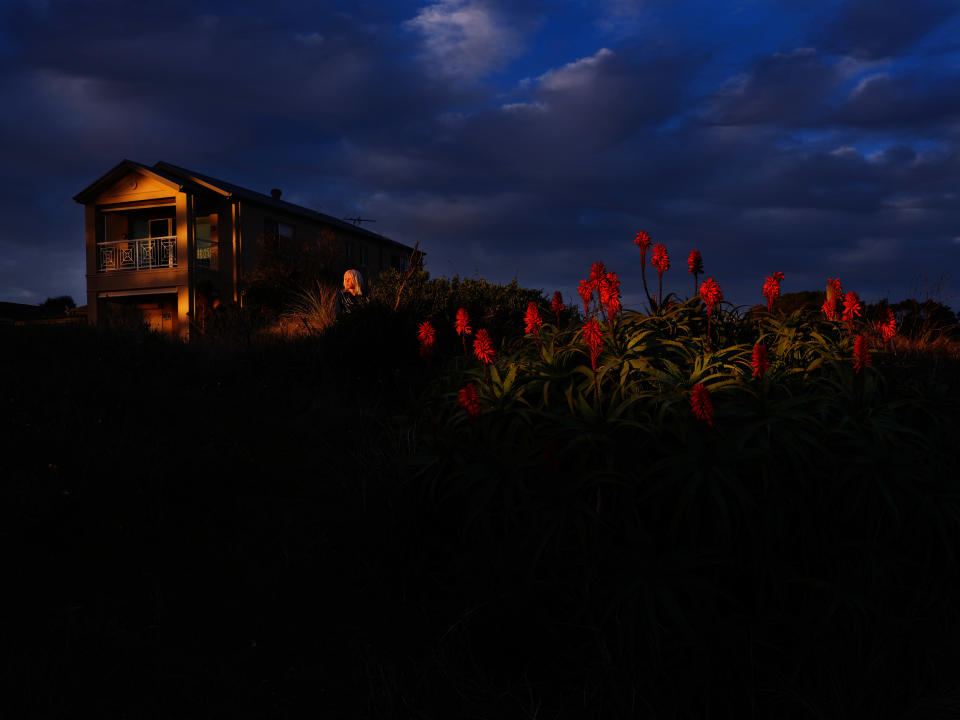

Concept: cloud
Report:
left=706, top=48, right=839, bottom=126
left=817, top=0, right=958, bottom=59
left=835, top=69, right=960, bottom=127
left=404, top=0, right=524, bottom=79
left=532, top=48, right=614, bottom=91
left=830, top=236, right=900, bottom=265
left=295, top=32, right=325, bottom=46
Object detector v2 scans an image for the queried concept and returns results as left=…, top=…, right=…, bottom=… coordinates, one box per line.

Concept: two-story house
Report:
left=74, top=160, right=418, bottom=338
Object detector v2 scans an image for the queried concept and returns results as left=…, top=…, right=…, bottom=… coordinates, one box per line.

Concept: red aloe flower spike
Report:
left=417, top=320, right=435, bottom=359
left=651, top=243, right=669, bottom=307
left=762, top=271, right=785, bottom=312
left=751, top=343, right=770, bottom=379
left=827, top=278, right=843, bottom=303
left=550, top=291, right=565, bottom=326
left=634, top=231, right=651, bottom=254
left=455, top=307, right=472, bottom=337
left=699, top=277, right=722, bottom=317
left=578, top=279, right=593, bottom=317
left=473, top=328, right=495, bottom=365
left=853, top=335, right=871, bottom=374
left=823, top=278, right=843, bottom=321
left=842, top=291, right=862, bottom=332
left=524, top=301, right=543, bottom=337
left=690, top=383, right=714, bottom=427
left=589, top=262, right=607, bottom=291
left=699, top=277, right=723, bottom=349
left=582, top=318, right=604, bottom=371
left=455, top=307, right=472, bottom=355
left=634, top=231, right=656, bottom=312
left=822, top=297, right=837, bottom=321
left=878, top=307, right=896, bottom=342
left=457, top=382, right=481, bottom=419
left=599, top=270, right=621, bottom=321
left=687, top=249, right=703, bottom=296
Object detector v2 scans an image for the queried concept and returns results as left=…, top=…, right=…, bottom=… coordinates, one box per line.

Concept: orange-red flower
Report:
left=417, top=320, right=435, bottom=357
left=455, top=307, right=472, bottom=336
left=762, top=271, right=784, bottom=312
left=699, top=277, right=723, bottom=317
left=578, top=279, right=593, bottom=316
left=687, top=249, right=703, bottom=275
left=822, top=297, right=838, bottom=321
left=524, top=301, right=543, bottom=336
left=751, top=343, right=770, bottom=379
left=823, top=278, right=843, bottom=320
left=598, top=270, right=621, bottom=318
left=634, top=231, right=651, bottom=255
left=853, top=335, right=870, bottom=374
left=582, top=318, right=603, bottom=370
left=473, top=328, right=495, bottom=364
left=550, top=290, right=564, bottom=318
left=690, top=383, right=714, bottom=426
left=458, top=382, right=481, bottom=418
left=651, top=243, right=670, bottom=276
left=827, top=278, right=843, bottom=302
left=878, top=307, right=896, bottom=342
left=842, top=291, right=862, bottom=325
left=589, top=261, right=607, bottom=291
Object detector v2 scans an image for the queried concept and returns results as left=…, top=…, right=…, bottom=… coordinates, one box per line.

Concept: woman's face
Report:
left=344, top=273, right=359, bottom=295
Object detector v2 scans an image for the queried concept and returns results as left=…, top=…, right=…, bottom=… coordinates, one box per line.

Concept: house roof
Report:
left=75, top=160, right=416, bottom=253
left=72, top=159, right=211, bottom=203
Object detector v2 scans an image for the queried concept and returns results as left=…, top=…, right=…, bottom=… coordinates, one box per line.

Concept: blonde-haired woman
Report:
left=336, top=268, right=364, bottom=316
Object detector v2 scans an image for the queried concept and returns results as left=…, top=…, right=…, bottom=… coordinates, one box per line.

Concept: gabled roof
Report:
left=154, top=161, right=407, bottom=249
left=72, top=159, right=210, bottom=203
left=74, top=160, right=415, bottom=253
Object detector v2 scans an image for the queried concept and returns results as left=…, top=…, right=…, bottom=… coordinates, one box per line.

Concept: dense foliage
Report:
left=4, top=259, right=960, bottom=717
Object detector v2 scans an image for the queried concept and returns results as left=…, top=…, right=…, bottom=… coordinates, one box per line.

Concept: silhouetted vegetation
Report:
left=3, top=282, right=960, bottom=718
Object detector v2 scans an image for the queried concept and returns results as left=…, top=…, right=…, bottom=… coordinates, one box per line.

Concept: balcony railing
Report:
left=97, top=237, right=177, bottom=272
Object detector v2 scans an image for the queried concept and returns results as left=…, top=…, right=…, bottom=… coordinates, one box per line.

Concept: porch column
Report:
left=177, top=285, right=190, bottom=340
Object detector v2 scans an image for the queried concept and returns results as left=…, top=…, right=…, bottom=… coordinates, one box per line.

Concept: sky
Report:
left=1, top=0, right=959, bottom=312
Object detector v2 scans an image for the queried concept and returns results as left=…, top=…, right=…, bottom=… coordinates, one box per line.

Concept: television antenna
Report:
left=344, top=217, right=376, bottom=226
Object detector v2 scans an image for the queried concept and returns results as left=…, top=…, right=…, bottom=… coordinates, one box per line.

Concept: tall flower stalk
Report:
left=878, top=307, right=896, bottom=344
left=417, top=320, right=435, bottom=365
left=455, top=307, right=472, bottom=355
left=853, top=335, right=870, bottom=374
left=762, top=272, right=785, bottom=312
left=842, top=291, right=862, bottom=334
left=458, top=382, right=481, bottom=419
left=690, top=383, right=714, bottom=427
left=550, top=291, right=565, bottom=327
left=651, top=243, right=670, bottom=309
left=823, top=278, right=843, bottom=321
left=751, top=343, right=770, bottom=379
left=473, top=328, right=495, bottom=379
left=524, top=302, right=543, bottom=350
left=578, top=279, right=593, bottom=317
left=699, top=277, right=722, bottom=349
left=687, top=250, right=703, bottom=297
left=582, top=318, right=603, bottom=372
left=634, top=231, right=656, bottom=312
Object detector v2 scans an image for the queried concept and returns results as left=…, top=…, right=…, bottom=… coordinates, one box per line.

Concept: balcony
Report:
left=97, top=237, right=177, bottom=272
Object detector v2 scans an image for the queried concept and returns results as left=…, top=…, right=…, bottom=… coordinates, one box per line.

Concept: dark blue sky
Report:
left=2, top=0, right=959, bottom=311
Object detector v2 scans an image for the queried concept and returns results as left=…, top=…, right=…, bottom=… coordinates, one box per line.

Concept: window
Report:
left=195, top=215, right=218, bottom=270
left=264, top=219, right=295, bottom=254
left=263, top=218, right=279, bottom=252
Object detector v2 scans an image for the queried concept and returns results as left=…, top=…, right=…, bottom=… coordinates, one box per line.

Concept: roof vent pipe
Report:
left=270, top=188, right=282, bottom=199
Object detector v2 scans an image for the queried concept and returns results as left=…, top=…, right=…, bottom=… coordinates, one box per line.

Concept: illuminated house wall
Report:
left=75, top=160, right=418, bottom=339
